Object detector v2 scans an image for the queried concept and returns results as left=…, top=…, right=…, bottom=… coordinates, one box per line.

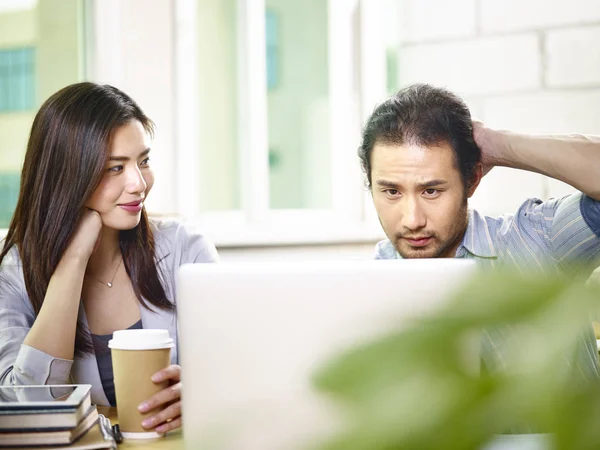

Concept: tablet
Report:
left=0, top=385, right=91, bottom=411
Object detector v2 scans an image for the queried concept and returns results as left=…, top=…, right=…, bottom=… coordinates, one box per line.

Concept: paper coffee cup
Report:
left=109, top=329, right=175, bottom=439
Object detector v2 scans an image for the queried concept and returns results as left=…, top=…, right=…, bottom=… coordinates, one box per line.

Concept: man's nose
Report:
left=401, top=197, right=426, bottom=231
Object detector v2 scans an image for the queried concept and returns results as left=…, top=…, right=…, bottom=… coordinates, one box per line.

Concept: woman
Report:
left=0, top=82, right=218, bottom=433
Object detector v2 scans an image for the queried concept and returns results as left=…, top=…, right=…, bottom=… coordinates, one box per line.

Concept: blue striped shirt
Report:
left=375, top=193, right=600, bottom=271
left=374, top=193, right=600, bottom=383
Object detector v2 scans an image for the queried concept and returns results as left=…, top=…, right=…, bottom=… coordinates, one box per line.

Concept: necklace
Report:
left=88, top=257, right=123, bottom=288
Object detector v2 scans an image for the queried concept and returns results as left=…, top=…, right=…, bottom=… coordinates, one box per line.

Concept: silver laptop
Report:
left=177, top=259, right=476, bottom=450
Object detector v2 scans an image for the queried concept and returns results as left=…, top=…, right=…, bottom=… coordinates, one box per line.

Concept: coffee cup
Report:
left=108, top=329, right=174, bottom=439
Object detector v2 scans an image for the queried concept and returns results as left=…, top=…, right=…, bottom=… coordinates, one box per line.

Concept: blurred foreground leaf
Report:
left=313, top=269, right=600, bottom=450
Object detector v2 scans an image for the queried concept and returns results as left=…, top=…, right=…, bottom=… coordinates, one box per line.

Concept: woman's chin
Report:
left=101, top=215, right=142, bottom=231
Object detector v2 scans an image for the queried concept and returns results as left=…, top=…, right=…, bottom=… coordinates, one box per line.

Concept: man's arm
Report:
left=474, top=123, right=600, bottom=201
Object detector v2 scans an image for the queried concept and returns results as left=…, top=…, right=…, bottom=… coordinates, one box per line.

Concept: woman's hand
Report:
left=23, top=209, right=102, bottom=360
left=63, top=208, right=103, bottom=262
left=138, top=365, right=182, bottom=433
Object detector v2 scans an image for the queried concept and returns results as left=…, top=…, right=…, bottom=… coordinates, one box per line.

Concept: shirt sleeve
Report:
left=0, top=261, right=73, bottom=386
left=548, top=194, right=600, bottom=268
left=580, top=194, right=600, bottom=237
left=513, top=193, right=600, bottom=272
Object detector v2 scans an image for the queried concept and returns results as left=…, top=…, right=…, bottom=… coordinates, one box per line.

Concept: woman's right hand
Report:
left=63, top=209, right=103, bottom=262
left=22, top=209, right=103, bottom=360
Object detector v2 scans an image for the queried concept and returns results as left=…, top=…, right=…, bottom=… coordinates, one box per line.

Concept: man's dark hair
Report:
left=358, top=83, right=481, bottom=189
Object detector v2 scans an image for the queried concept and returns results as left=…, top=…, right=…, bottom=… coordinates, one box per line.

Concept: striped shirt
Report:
left=374, top=193, right=600, bottom=384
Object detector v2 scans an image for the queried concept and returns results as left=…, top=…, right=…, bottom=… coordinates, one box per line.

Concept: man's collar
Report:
left=380, top=208, right=497, bottom=260
left=457, top=209, right=497, bottom=259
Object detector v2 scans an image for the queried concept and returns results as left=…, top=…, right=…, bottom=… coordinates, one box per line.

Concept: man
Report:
left=360, top=83, right=600, bottom=377
left=363, top=84, right=600, bottom=271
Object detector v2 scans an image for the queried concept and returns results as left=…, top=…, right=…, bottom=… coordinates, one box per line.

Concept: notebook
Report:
left=1, top=414, right=117, bottom=450
left=0, top=406, right=98, bottom=447
left=0, top=385, right=92, bottom=430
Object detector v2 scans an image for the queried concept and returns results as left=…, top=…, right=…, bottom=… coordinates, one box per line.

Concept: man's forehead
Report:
left=372, top=141, right=455, bottom=158
left=371, top=142, right=459, bottom=177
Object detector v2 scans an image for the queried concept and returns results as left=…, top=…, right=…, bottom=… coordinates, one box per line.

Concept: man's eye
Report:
left=385, top=189, right=400, bottom=196
left=140, top=157, right=150, bottom=166
left=424, top=189, right=439, bottom=196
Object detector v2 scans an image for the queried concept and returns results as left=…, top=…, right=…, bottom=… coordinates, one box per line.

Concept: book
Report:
left=0, top=385, right=92, bottom=431
left=0, top=414, right=117, bottom=450
left=0, top=406, right=98, bottom=447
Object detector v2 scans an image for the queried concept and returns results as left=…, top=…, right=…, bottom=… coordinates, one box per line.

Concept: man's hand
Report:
left=472, top=121, right=512, bottom=177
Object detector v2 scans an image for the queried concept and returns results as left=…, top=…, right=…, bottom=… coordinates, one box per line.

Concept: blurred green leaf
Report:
left=312, top=269, right=600, bottom=450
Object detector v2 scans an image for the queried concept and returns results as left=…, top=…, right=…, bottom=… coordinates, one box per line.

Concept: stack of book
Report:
left=0, top=384, right=113, bottom=449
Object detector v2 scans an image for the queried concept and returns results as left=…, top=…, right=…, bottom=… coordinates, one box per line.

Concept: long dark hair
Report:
left=0, top=82, right=172, bottom=356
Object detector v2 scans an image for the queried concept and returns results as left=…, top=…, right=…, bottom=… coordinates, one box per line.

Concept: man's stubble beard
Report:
left=389, top=198, right=469, bottom=259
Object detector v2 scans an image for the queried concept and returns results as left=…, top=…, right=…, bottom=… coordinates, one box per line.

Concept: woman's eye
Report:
left=108, top=165, right=123, bottom=173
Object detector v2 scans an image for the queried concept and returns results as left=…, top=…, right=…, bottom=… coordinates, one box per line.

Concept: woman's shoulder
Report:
left=0, top=244, right=21, bottom=266
left=149, top=218, right=204, bottom=244
left=0, top=244, right=28, bottom=302
left=149, top=218, right=219, bottom=264
left=0, top=245, right=23, bottom=273
left=149, top=218, right=183, bottom=238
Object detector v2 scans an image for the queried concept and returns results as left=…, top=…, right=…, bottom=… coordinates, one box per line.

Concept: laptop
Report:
left=177, top=259, right=477, bottom=450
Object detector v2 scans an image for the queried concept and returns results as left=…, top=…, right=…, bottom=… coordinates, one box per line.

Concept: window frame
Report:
left=175, top=0, right=390, bottom=246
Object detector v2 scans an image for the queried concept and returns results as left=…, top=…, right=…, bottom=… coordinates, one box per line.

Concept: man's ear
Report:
left=466, top=163, right=483, bottom=198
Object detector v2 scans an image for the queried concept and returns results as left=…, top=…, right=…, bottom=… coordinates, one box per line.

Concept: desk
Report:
left=97, top=407, right=183, bottom=450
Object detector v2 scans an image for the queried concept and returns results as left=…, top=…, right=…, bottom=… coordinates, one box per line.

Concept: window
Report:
left=0, top=0, right=88, bottom=228
left=0, top=172, right=19, bottom=228
left=90, top=0, right=393, bottom=246
left=0, top=46, right=33, bottom=226
left=177, top=0, right=388, bottom=245
left=265, top=9, right=278, bottom=91
left=266, top=0, right=331, bottom=210
left=0, top=47, right=35, bottom=113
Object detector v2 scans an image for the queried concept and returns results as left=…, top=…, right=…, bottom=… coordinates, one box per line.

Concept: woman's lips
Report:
left=119, top=201, right=143, bottom=213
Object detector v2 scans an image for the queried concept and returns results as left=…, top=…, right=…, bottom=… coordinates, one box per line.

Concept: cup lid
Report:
left=108, top=329, right=175, bottom=350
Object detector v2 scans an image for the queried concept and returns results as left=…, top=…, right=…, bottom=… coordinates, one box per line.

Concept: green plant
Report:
left=313, top=270, right=600, bottom=450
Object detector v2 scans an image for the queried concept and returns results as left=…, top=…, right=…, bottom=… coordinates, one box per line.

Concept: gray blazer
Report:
left=0, top=220, right=219, bottom=405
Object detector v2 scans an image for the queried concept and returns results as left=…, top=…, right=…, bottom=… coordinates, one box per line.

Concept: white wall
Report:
left=395, top=0, right=600, bottom=216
